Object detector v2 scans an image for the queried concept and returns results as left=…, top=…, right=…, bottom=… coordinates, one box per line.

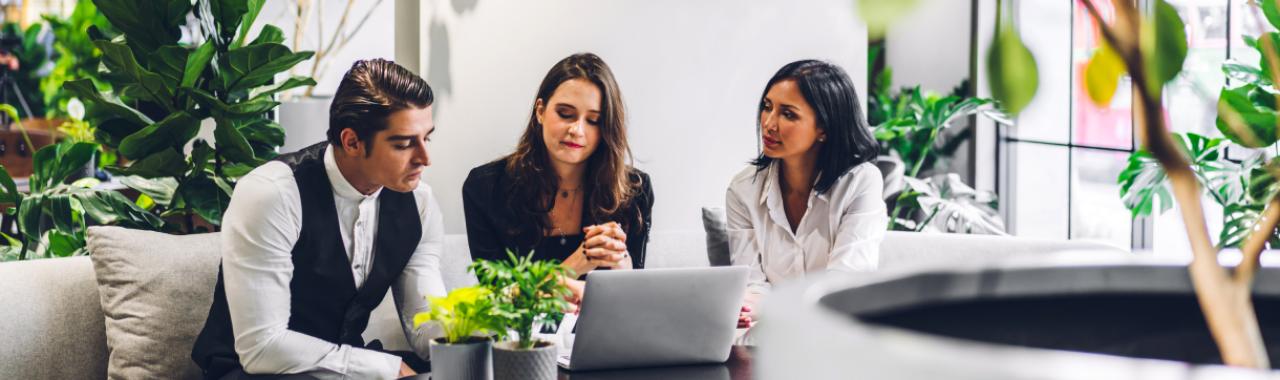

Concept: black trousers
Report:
left=217, top=341, right=431, bottom=379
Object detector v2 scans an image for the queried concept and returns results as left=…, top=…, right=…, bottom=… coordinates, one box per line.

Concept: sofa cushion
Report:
left=702, top=207, right=731, bottom=266
left=87, top=226, right=222, bottom=380
left=0, top=256, right=108, bottom=379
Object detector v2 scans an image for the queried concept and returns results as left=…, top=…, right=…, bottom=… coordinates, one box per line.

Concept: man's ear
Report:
left=339, top=128, right=364, bottom=156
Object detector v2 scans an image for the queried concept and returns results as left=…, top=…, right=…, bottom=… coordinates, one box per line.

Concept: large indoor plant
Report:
left=0, top=106, right=161, bottom=261
left=469, top=251, right=573, bottom=380
left=871, top=81, right=1009, bottom=233
left=414, top=285, right=503, bottom=380
left=69, top=0, right=315, bottom=232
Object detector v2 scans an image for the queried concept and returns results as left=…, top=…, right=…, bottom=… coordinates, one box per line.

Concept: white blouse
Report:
left=725, top=161, right=887, bottom=303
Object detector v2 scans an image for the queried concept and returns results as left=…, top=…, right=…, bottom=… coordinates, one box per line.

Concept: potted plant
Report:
left=67, top=0, right=315, bottom=233
left=413, top=285, right=502, bottom=380
left=469, top=251, right=573, bottom=380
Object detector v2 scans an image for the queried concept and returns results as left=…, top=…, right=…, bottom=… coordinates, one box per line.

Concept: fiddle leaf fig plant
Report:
left=69, top=0, right=314, bottom=230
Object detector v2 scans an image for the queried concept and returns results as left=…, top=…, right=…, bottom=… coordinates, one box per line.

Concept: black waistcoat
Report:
left=191, top=142, right=422, bottom=379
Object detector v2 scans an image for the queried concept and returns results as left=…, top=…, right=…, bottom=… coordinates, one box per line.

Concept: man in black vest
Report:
left=192, top=59, right=445, bottom=379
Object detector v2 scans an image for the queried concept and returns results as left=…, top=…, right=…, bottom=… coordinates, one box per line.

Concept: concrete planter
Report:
left=756, top=252, right=1280, bottom=379
left=492, top=340, right=557, bottom=380
left=428, top=337, right=493, bottom=380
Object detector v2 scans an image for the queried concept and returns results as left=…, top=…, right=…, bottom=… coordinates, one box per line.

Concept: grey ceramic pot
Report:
left=428, top=338, right=493, bottom=380
left=492, top=340, right=557, bottom=380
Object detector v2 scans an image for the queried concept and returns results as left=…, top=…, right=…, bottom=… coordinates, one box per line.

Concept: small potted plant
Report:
left=413, top=285, right=502, bottom=380
left=469, top=251, right=573, bottom=380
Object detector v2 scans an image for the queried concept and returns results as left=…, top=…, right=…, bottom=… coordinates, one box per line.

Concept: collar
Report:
left=324, top=145, right=382, bottom=201
left=758, top=161, right=828, bottom=206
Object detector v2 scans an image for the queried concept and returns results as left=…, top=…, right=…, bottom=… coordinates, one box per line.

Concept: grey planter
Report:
left=492, top=340, right=557, bottom=380
left=428, top=338, right=493, bottom=380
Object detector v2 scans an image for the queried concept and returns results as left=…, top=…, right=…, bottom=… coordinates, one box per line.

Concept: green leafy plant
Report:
left=1117, top=132, right=1263, bottom=248
left=0, top=106, right=163, bottom=261
left=469, top=250, right=573, bottom=350
left=872, top=85, right=1008, bottom=232
left=898, top=173, right=1005, bottom=234
left=67, top=0, right=315, bottom=231
left=412, top=285, right=504, bottom=344
left=1, top=21, right=53, bottom=119
left=1079, top=0, right=1272, bottom=367
left=41, top=0, right=113, bottom=119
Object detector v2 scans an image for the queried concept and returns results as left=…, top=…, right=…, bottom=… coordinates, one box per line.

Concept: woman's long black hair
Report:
left=752, top=60, right=879, bottom=194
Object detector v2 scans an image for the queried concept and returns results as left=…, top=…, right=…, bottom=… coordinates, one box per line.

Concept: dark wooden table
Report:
left=556, top=345, right=753, bottom=380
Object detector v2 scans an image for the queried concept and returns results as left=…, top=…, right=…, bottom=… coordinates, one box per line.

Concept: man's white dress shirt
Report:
left=220, top=146, right=447, bottom=379
left=726, top=162, right=887, bottom=306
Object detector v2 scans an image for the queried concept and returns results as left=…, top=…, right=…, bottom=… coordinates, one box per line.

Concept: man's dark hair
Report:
left=327, top=59, right=434, bottom=154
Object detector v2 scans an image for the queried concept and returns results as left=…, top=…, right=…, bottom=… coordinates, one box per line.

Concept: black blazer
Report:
left=461, top=159, right=655, bottom=268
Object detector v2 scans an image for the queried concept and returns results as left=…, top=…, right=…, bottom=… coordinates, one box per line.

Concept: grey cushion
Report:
left=0, top=256, right=108, bottom=379
left=87, top=226, right=221, bottom=380
left=702, top=207, right=731, bottom=266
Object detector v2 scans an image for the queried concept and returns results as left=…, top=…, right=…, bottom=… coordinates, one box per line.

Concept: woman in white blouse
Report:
left=727, top=60, right=886, bottom=327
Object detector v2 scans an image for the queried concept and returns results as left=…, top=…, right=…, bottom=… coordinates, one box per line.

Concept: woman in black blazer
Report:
left=462, top=53, right=654, bottom=302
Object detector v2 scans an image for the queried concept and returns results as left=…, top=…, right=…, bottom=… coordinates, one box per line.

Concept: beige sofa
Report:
left=0, top=228, right=1123, bottom=379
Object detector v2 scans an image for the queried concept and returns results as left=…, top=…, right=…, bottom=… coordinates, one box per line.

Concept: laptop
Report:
left=556, top=266, right=749, bottom=371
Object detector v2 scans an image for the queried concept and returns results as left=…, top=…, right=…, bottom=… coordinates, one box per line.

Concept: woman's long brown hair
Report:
left=503, top=53, right=641, bottom=236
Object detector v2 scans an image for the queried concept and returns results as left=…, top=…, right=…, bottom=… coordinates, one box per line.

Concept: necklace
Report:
left=552, top=187, right=581, bottom=245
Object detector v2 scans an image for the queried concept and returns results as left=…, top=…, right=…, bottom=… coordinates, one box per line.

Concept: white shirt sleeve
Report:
left=825, top=167, right=888, bottom=273
left=393, top=187, right=449, bottom=357
left=725, top=184, right=771, bottom=303
left=221, top=166, right=401, bottom=380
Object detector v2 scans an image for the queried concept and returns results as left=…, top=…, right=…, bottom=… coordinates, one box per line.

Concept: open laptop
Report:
left=556, top=266, right=748, bottom=371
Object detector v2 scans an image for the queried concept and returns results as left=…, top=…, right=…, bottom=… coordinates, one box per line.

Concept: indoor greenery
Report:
left=1, top=21, right=53, bottom=118
left=413, top=285, right=504, bottom=344
left=0, top=105, right=162, bottom=261
left=1076, top=0, right=1270, bottom=368
left=1117, top=131, right=1264, bottom=249
left=469, top=250, right=573, bottom=350
left=870, top=71, right=1008, bottom=233
left=868, top=0, right=1274, bottom=368
left=40, top=0, right=112, bottom=119
left=69, top=0, right=315, bottom=230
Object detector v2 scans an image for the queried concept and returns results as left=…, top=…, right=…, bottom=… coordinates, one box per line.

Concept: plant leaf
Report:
left=249, top=23, right=284, bottom=46
left=1216, top=85, right=1280, bottom=148
left=108, top=148, right=187, bottom=178
left=215, top=119, right=256, bottom=163
left=1139, top=0, right=1188, bottom=97
left=856, top=0, right=921, bottom=39
left=1085, top=41, right=1126, bottom=105
left=222, top=43, right=315, bottom=94
left=1118, top=150, right=1174, bottom=217
left=94, top=40, right=174, bottom=108
left=182, top=40, right=216, bottom=89
left=118, top=175, right=178, bottom=206
left=118, top=112, right=201, bottom=159
left=986, top=16, right=1038, bottom=115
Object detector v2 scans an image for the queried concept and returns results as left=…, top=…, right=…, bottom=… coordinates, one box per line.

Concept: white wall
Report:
left=259, top=0, right=397, bottom=97
left=397, top=0, right=869, bottom=234
left=884, top=0, right=972, bottom=93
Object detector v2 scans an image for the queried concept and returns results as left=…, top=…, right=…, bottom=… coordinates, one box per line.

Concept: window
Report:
left=995, top=0, right=1237, bottom=251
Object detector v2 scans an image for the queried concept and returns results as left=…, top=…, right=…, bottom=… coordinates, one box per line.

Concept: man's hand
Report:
left=398, top=361, right=416, bottom=378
